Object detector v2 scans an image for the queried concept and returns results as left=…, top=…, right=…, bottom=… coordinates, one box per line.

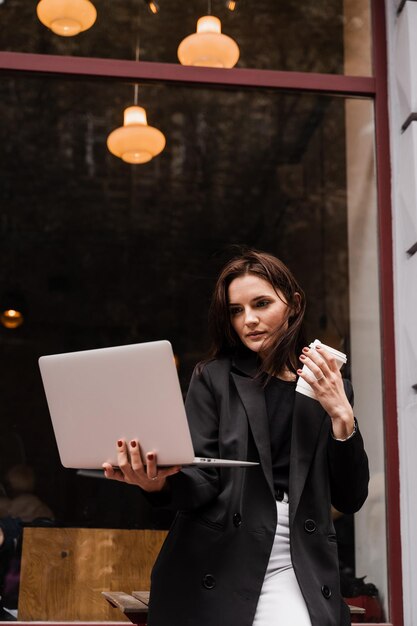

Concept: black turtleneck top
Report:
left=264, top=376, right=296, bottom=498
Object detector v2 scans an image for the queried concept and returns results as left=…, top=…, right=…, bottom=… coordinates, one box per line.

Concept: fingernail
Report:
left=316, top=345, right=322, bottom=350
left=147, top=453, right=154, bottom=460
left=130, top=440, right=137, bottom=448
left=297, top=369, right=303, bottom=375
left=117, top=440, right=123, bottom=448
left=300, top=354, right=306, bottom=360
left=302, top=347, right=309, bottom=353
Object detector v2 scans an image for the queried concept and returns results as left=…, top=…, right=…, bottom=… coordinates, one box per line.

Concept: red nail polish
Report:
left=300, top=354, right=306, bottom=360
left=117, top=440, right=123, bottom=447
left=147, top=453, right=154, bottom=460
left=297, top=369, right=303, bottom=375
left=316, top=345, right=322, bottom=350
left=130, top=440, right=137, bottom=448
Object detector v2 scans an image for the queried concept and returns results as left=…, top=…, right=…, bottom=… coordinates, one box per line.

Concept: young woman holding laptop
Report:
left=103, top=249, right=369, bottom=626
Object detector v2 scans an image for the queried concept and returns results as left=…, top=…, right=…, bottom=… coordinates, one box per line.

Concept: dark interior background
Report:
left=0, top=0, right=369, bottom=529
left=0, top=75, right=352, bottom=528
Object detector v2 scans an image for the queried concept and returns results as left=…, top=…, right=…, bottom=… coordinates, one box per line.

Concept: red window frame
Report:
left=0, top=1, right=401, bottom=624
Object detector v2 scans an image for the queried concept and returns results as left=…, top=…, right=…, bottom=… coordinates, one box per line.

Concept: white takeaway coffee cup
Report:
left=295, top=339, right=347, bottom=400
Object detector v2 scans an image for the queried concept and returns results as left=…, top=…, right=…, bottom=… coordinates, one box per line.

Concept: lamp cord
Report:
left=135, top=34, right=140, bottom=62
left=134, top=34, right=140, bottom=105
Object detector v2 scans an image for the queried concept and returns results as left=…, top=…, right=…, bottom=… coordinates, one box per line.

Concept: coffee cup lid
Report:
left=309, top=339, right=347, bottom=364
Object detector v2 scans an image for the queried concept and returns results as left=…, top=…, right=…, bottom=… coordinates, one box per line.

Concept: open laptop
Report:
left=38, top=340, right=258, bottom=469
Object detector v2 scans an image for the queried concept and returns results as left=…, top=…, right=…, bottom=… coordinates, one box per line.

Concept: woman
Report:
left=103, top=249, right=369, bottom=626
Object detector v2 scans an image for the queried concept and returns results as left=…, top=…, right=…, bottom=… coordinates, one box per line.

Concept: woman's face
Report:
left=228, top=274, right=290, bottom=354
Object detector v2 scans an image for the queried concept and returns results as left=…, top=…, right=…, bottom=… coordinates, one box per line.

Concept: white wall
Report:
left=385, top=2, right=417, bottom=625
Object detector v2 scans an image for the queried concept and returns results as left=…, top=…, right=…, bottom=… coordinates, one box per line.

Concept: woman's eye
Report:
left=256, top=300, right=270, bottom=308
left=229, top=307, right=242, bottom=317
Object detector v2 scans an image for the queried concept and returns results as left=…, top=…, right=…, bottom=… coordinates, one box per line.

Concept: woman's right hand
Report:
left=102, top=439, right=181, bottom=492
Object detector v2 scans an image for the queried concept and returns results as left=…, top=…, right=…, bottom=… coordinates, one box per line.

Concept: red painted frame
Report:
left=371, top=2, right=404, bottom=626
left=0, top=51, right=376, bottom=95
left=0, top=2, right=402, bottom=625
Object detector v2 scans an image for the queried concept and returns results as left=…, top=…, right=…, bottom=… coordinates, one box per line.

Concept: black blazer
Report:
left=147, top=352, right=369, bottom=626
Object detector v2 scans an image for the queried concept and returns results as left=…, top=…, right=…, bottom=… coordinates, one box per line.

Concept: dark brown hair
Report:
left=206, top=249, right=306, bottom=376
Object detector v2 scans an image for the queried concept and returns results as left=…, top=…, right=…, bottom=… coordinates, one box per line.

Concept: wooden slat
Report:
left=101, top=592, right=148, bottom=614
left=131, top=591, right=150, bottom=606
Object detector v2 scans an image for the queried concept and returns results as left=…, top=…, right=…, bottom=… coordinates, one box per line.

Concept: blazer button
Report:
left=233, top=513, right=242, bottom=527
left=304, top=519, right=316, bottom=533
left=202, top=574, right=216, bottom=590
left=321, top=585, right=332, bottom=599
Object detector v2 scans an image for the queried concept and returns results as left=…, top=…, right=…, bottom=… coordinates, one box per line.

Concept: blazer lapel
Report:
left=231, top=352, right=275, bottom=498
left=289, top=392, right=327, bottom=523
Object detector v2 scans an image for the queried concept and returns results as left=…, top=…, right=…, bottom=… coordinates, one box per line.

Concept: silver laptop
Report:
left=38, top=340, right=258, bottom=469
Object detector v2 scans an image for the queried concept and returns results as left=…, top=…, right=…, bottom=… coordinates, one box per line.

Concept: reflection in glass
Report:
left=1, top=0, right=372, bottom=75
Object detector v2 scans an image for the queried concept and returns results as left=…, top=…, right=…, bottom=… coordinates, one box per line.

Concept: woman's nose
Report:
left=245, top=309, right=259, bottom=325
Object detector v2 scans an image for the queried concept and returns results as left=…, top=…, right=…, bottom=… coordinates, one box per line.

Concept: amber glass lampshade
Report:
left=177, top=15, right=239, bottom=68
left=0, top=292, right=25, bottom=329
left=0, top=309, right=24, bottom=329
left=36, top=0, right=97, bottom=37
left=107, top=106, right=166, bottom=165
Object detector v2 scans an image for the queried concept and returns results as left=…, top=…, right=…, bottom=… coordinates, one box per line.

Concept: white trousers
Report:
left=252, top=499, right=312, bottom=626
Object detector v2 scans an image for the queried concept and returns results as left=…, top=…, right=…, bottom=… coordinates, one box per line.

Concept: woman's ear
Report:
left=290, top=292, right=302, bottom=318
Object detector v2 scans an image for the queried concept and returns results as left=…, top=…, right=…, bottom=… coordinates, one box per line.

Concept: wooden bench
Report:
left=102, top=590, right=366, bottom=625
left=102, top=591, right=150, bottom=624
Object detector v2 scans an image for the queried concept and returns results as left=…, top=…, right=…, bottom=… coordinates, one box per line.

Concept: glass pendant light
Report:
left=107, top=104, right=166, bottom=165
left=36, top=0, right=97, bottom=37
left=0, top=309, right=24, bottom=329
left=0, top=292, right=25, bottom=329
left=177, top=14, right=239, bottom=68
left=107, top=24, right=165, bottom=164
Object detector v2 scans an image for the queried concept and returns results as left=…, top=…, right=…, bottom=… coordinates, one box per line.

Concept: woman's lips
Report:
left=246, top=332, right=266, bottom=339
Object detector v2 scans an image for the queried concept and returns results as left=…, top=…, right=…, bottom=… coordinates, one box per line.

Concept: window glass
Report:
left=1, top=0, right=372, bottom=75
left=0, top=78, right=384, bottom=619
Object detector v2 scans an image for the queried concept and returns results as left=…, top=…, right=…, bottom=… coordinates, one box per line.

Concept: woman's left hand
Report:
left=102, top=439, right=181, bottom=492
left=298, top=345, right=355, bottom=440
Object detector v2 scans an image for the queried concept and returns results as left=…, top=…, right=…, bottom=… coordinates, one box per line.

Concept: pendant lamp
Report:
left=0, top=292, right=25, bottom=329
left=0, top=309, right=24, bottom=329
left=36, top=0, right=97, bottom=37
left=107, top=105, right=166, bottom=164
left=177, top=15, right=239, bottom=68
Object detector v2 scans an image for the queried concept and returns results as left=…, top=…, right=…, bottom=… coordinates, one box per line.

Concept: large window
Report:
left=0, top=1, right=399, bottom=624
